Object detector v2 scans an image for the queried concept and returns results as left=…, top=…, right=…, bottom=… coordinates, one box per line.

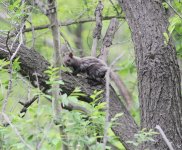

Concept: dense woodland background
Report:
left=0, top=0, right=182, bottom=150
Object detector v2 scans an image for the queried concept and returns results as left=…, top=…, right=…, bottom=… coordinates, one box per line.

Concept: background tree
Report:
left=118, top=0, right=182, bottom=149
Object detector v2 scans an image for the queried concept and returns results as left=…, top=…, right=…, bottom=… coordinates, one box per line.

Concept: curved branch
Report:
left=0, top=35, right=138, bottom=150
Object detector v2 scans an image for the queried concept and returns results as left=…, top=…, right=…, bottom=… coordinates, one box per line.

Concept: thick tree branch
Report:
left=118, top=0, right=182, bottom=149
left=0, top=35, right=138, bottom=150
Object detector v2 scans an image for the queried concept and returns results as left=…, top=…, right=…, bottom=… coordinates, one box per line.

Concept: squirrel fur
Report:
left=63, top=52, right=108, bottom=82
left=63, top=52, right=132, bottom=108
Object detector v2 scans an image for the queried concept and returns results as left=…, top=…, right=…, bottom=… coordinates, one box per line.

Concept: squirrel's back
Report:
left=63, top=53, right=108, bottom=80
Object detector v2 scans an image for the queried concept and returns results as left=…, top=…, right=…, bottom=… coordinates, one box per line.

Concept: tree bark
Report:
left=118, top=0, right=182, bottom=149
left=0, top=35, right=138, bottom=150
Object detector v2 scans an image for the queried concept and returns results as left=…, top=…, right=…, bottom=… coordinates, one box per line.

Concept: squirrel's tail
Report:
left=110, top=70, right=132, bottom=109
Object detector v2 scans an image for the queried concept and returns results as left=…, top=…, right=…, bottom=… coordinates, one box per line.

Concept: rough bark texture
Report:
left=93, top=0, right=103, bottom=39
left=91, top=0, right=103, bottom=57
left=118, top=0, right=182, bottom=149
left=99, top=18, right=119, bottom=62
left=0, top=36, right=138, bottom=150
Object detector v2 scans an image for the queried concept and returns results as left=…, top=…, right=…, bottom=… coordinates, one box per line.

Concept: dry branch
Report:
left=91, top=1, right=103, bottom=57
left=98, top=18, right=133, bottom=109
left=99, top=18, right=119, bottom=62
left=19, top=16, right=124, bottom=34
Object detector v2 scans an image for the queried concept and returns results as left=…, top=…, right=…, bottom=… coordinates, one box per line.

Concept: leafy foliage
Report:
left=126, top=128, right=158, bottom=147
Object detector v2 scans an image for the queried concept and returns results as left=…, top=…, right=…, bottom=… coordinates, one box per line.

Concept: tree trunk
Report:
left=118, top=0, right=182, bottom=149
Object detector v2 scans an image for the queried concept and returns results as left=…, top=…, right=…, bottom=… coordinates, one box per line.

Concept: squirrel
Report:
left=63, top=52, right=108, bottom=82
left=63, top=52, right=132, bottom=108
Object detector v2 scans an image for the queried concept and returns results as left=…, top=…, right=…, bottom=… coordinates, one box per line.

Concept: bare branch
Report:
left=5, top=31, right=12, bottom=56
left=97, top=18, right=133, bottom=109
left=10, top=26, right=24, bottom=62
left=19, top=95, right=39, bottom=117
left=109, top=0, right=120, bottom=16
left=0, top=112, right=34, bottom=150
left=165, top=0, right=182, bottom=19
left=103, top=68, right=111, bottom=150
left=91, top=1, right=103, bottom=57
left=20, top=15, right=124, bottom=34
left=47, top=0, right=62, bottom=120
left=156, top=125, right=174, bottom=150
left=36, top=120, right=54, bottom=149
left=47, top=0, right=68, bottom=149
left=99, top=18, right=119, bottom=62
left=2, top=24, right=24, bottom=113
left=60, top=31, right=73, bottom=51
left=19, top=95, right=91, bottom=117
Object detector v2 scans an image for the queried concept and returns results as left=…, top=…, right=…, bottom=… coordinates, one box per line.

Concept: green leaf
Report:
left=60, top=93, right=69, bottom=106
left=68, top=96, right=78, bottom=103
left=12, top=57, right=21, bottom=71
left=162, top=2, right=169, bottom=9
left=163, top=32, right=169, bottom=45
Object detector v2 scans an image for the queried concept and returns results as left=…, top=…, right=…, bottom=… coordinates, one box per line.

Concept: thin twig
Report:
left=10, top=27, right=24, bottom=61
left=2, top=24, right=24, bottom=113
left=0, top=112, right=34, bottom=150
left=110, top=53, right=133, bottom=109
left=165, top=0, right=182, bottom=19
left=60, top=31, right=73, bottom=51
left=0, top=47, right=9, bottom=53
left=19, top=95, right=39, bottom=117
left=110, top=52, right=124, bottom=67
left=5, top=31, right=12, bottom=56
left=36, top=120, right=54, bottom=149
left=156, top=125, right=174, bottom=150
left=99, top=18, right=119, bottom=62
left=21, top=15, right=124, bottom=33
left=103, top=68, right=111, bottom=150
left=109, top=0, right=120, bottom=16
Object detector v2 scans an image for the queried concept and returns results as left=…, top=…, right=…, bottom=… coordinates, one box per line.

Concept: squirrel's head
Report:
left=63, top=52, right=74, bottom=67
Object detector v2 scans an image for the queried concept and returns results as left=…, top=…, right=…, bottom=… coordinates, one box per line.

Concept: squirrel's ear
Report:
left=69, top=52, right=73, bottom=58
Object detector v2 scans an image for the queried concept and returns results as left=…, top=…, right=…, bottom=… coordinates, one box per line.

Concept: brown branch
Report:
left=20, top=15, right=124, bottom=34
left=156, top=125, right=174, bottom=150
left=33, top=0, right=47, bottom=15
left=98, top=18, right=133, bottom=109
left=5, top=31, right=12, bottom=56
left=91, top=1, right=103, bottom=57
left=47, top=0, right=68, bottom=149
left=47, top=0, right=62, bottom=119
left=0, top=35, right=138, bottom=150
left=103, top=69, right=111, bottom=149
left=19, top=95, right=39, bottom=117
left=99, top=18, right=119, bottom=62
left=19, top=95, right=90, bottom=117
left=109, top=0, right=120, bottom=16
